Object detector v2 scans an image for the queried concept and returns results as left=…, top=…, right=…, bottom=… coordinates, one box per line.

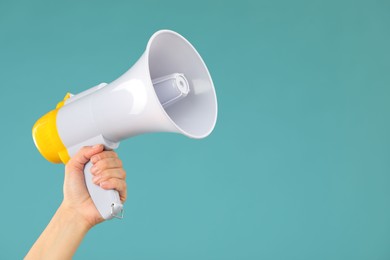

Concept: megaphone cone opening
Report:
left=146, top=30, right=218, bottom=139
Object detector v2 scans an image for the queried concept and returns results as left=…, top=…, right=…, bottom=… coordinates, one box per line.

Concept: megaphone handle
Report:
left=84, top=161, right=123, bottom=220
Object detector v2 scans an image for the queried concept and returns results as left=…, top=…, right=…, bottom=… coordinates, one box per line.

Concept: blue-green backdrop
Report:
left=0, top=0, right=389, bottom=259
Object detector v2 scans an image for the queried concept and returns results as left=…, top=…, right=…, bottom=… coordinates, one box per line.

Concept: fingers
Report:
left=66, top=145, right=104, bottom=172
left=91, top=168, right=126, bottom=183
left=90, top=150, right=127, bottom=203
left=99, top=178, right=127, bottom=202
left=90, top=151, right=118, bottom=164
left=90, top=158, right=122, bottom=174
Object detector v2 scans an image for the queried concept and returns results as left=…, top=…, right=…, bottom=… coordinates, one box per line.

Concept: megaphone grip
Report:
left=84, top=161, right=123, bottom=219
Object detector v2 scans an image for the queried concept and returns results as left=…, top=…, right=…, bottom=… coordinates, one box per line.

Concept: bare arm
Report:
left=25, top=145, right=127, bottom=259
left=25, top=204, right=90, bottom=260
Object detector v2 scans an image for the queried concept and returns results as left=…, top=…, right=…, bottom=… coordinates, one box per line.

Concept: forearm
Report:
left=25, top=203, right=91, bottom=260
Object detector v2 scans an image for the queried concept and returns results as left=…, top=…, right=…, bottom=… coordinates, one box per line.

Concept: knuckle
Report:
left=98, top=160, right=108, bottom=169
left=92, top=154, right=100, bottom=161
left=101, top=171, right=111, bottom=181
left=116, top=158, right=123, bottom=167
left=99, top=151, right=108, bottom=158
left=103, top=151, right=117, bottom=158
left=107, top=178, right=118, bottom=189
left=98, top=170, right=109, bottom=181
left=80, top=146, right=90, bottom=152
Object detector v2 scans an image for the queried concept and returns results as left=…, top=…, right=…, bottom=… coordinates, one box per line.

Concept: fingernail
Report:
left=100, top=181, right=107, bottom=188
left=92, top=176, right=101, bottom=184
left=90, top=165, right=97, bottom=174
left=91, top=156, right=98, bottom=164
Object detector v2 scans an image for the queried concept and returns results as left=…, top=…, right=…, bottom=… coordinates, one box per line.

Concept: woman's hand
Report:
left=26, top=145, right=127, bottom=259
left=62, top=144, right=127, bottom=228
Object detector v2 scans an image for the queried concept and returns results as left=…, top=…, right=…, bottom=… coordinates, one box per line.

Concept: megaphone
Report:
left=32, top=30, right=218, bottom=220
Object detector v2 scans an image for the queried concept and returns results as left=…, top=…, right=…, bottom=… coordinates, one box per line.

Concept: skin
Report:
left=25, top=145, right=127, bottom=260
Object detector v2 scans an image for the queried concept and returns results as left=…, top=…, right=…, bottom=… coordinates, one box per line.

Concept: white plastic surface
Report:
left=57, top=30, right=217, bottom=144
left=147, top=30, right=218, bottom=138
left=55, top=30, right=218, bottom=219
left=153, top=73, right=190, bottom=108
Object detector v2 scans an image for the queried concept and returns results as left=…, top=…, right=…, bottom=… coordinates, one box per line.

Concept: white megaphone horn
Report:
left=32, top=30, right=218, bottom=220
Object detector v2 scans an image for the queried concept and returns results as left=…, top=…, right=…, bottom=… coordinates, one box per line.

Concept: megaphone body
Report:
left=32, top=30, right=218, bottom=220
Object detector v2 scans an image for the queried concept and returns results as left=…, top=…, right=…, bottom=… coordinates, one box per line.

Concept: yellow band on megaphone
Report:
left=32, top=97, right=71, bottom=164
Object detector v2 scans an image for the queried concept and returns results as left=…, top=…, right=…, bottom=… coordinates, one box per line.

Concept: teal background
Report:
left=0, top=0, right=389, bottom=259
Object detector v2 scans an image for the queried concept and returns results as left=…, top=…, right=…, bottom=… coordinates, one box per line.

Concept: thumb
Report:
left=66, top=144, right=104, bottom=172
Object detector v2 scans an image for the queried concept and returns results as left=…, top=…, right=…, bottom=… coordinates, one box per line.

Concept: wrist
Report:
left=25, top=202, right=92, bottom=259
left=58, top=202, right=94, bottom=231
